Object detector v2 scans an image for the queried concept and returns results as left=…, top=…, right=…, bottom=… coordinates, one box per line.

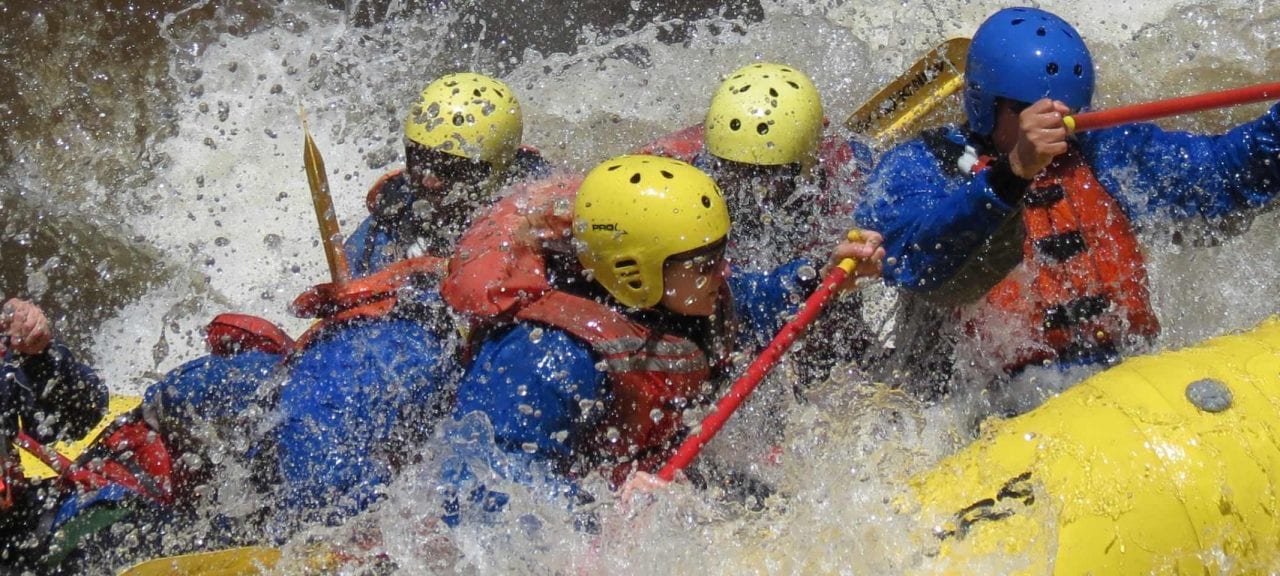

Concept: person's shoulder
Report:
left=873, top=125, right=972, bottom=175
left=480, top=322, right=592, bottom=361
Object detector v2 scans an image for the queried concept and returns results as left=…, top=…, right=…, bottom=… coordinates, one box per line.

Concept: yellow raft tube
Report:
left=909, top=316, right=1280, bottom=573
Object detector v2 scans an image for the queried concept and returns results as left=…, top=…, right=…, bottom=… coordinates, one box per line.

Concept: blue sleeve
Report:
left=854, top=138, right=1019, bottom=292
left=1081, top=101, right=1280, bottom=221
left=728, top=260, right=819, bottom=350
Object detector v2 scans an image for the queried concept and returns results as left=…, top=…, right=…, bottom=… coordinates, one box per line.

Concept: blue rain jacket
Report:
left=856, top=102, right=1280, bottom=297
left=850, top=102, right=1280, bottom=393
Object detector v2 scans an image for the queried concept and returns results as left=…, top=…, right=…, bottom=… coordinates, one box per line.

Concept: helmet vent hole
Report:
left=452, top=113, right=465, bottom=126
left=1046, top=62, right=1059, bottom=76
left=1011, top=18, right=1024, bottom=25
left=660, top=170, right=674, bottom=179
left=495, top=89, right=505, bottom=98
left=729, top=119, right=742, bottom=131
left=739, top=84, right=752, bottom=93
left=630, top=173, right=642, bottom=184
left=607, top=164, right=621, bottom=171
left=473, top=89, right=482, bottom=97
left=757, top=122, right=769, bottom=135
left=1074, top=64, right=1084, bottom=76
left=786, top=81, right=800, bottom=90
left=701, top=195, right=711, bottom=208
left=769, top=88, right=778, bottom=97
left=1036, top=27, right=1047, bottom=36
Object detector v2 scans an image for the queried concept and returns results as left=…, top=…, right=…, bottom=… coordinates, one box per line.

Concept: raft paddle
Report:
left=301, top=108, right=351, bottom=285
left=845, top=37, right=970, bottom=146
left=658, top=233, right=863, bottom=482
left=1064, top=81, right=1280, bottom=133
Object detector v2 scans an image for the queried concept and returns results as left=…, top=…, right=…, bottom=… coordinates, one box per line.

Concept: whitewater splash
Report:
left=2, top=0, right=1279, bottom=572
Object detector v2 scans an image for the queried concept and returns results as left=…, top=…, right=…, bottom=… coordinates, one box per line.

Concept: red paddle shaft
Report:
left=657, top=259, right=855, bottom=481
left=1065, top=81, right=1280, bottom=133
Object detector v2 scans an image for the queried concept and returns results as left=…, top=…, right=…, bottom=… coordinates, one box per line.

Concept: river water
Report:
left=2, top=0, right=1278, bottom=573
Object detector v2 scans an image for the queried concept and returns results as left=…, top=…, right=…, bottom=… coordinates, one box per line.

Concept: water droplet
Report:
left=521, top=442, right=539, bottom=454
left=517, top=403, right=534, bottom=415
left=605, top=427, right=621, bottom=442
left=649, top=408, right=664, bottom=423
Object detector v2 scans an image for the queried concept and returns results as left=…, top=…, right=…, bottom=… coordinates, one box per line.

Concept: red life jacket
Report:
left=441, top=174, right=723, bottom=486
left=962, top=148, right=1159, bottom=371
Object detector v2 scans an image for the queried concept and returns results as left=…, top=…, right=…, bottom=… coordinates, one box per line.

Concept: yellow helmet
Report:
left=403, top=72, right=523, bottom=171
left=574, top=155, right=730, bottom=309
left=704, top=63, right=824, bottom=167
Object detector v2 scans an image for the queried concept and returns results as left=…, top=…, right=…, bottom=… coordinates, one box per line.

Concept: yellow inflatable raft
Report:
left=910, top=316, right=1280, bottom=573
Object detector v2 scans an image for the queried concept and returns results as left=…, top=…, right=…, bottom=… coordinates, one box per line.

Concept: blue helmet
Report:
left=964, top=7, right=1095, bottom=136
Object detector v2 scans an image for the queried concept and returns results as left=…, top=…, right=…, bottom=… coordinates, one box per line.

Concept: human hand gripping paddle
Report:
left=655, top=231, right=883, bottom=483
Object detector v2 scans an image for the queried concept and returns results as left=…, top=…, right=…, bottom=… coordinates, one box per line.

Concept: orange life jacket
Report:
left=963, top=148, right=1159, bottom=371
left=441, top=174, right=724, bottom=486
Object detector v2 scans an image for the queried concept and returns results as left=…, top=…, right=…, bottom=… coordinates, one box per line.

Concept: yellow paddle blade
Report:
left=19, top=395, right=142, bottom=480
left=300, top=107, right=350, bottom=285
left=116, top=546, right=281, bottom=576
left=845, top=37, right=970, bottom=147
